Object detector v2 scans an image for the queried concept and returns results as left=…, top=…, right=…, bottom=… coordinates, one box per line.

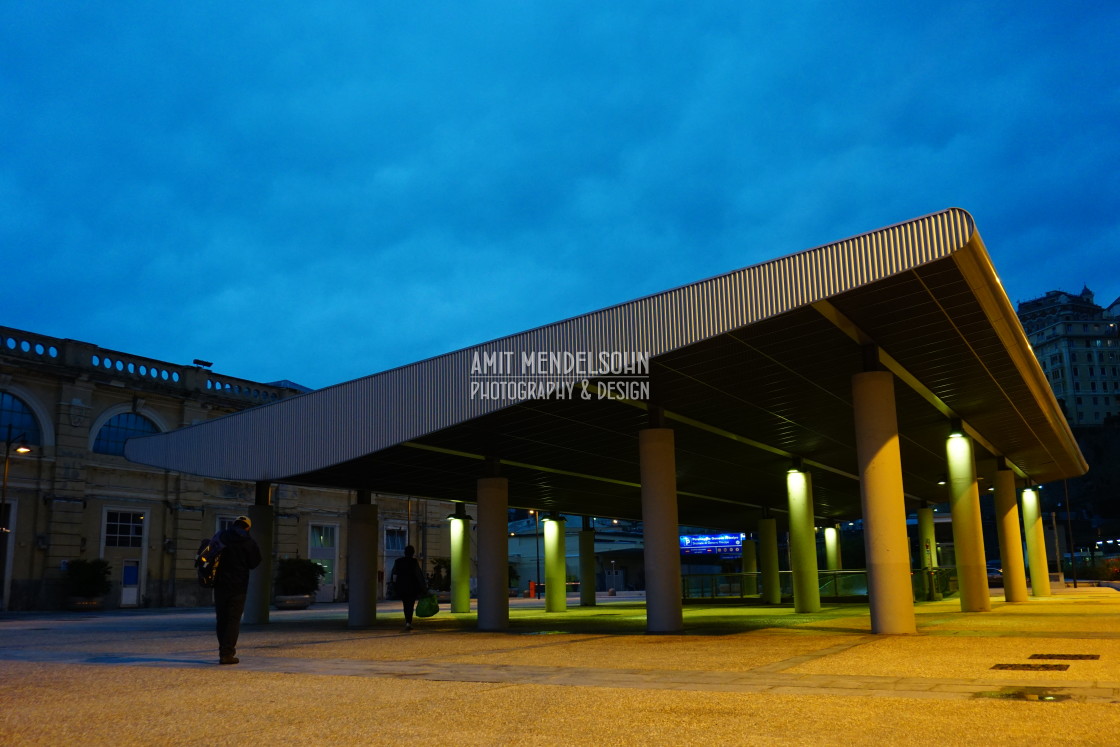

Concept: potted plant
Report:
left=273, top=557, right=325, bottom=610
left=65, top=558, right=112, bottom=611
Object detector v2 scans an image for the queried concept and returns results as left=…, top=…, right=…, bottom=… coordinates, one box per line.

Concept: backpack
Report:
left=195, top=534, right=225, bottom=588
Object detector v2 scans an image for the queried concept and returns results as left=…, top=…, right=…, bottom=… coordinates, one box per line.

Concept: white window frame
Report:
left=308, top=523, right=339, bottom=602
left=99, top=506, right=149, bottom=606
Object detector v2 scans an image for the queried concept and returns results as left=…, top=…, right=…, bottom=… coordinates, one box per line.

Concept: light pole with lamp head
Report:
left=529, top=509, right=541, bottom=597
left=2, top=423, right=32, bottom=610
left=2, top=422, right=32, bottom=535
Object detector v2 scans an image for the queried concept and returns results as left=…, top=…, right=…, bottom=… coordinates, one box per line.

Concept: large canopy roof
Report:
left=126, top=208, right=1086, bottom=530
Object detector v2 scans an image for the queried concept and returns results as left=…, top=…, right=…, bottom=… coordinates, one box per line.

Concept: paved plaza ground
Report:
left=2, top=586, right=1119, bottom=745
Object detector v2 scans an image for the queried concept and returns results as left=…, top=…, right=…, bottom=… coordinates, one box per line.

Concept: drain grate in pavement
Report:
left=975, top=688, right=1073, bottom=702
left=991, top=663, right=1070, bottom=671
left=1029, top=654, right=1100, bottom=660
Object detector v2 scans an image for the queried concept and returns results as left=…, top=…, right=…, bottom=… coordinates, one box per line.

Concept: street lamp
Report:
left=2, top=423, right=33, bottom=534
left=529, top=509, right=541, bottom=595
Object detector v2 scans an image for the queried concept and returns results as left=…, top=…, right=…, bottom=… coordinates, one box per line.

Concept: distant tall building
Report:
left=1017, top=287, right=1120, bottom=426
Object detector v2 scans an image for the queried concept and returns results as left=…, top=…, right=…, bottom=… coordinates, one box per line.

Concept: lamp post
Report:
left=2, top=423, right=32, bottom=535
left=1063, top=479, right=1078, bottom=589
left=530, top=510, right=541, bottom=596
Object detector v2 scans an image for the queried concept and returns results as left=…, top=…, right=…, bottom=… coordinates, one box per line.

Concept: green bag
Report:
left=415, top=594, right=439, bottom=618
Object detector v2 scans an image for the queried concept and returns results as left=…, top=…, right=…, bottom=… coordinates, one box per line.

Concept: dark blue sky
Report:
left=3, top=3, right=1117, bottom=389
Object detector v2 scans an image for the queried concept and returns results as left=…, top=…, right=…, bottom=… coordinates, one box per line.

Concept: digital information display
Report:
left=679, top=533, right=746, bottom=557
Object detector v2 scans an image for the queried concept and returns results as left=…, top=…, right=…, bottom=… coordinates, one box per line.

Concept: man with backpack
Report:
left=208, top=515, right=261, bottom=665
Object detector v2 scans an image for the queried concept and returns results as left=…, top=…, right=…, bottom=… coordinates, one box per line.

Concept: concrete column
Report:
left=993, top=468, right=1028, bottom=603
left=347, top=500, right=379, bottom=627
left=824, top=527, right=840, bottom=571
left=787, top=469, right=821, bottom=613
left=476, top=477, right=509, bottom=631
left=742, top=538, right=758, bottom=595
left=579, top=517, right=596, bottom=606
left=758, top=517, right=781, bottom=604
left=1021, top=487, right=1051, bottom=597
left=917, top=507, right=937, bottom=568
left=853, top=370, right=916, bottom=634
left=639, top=428, right=683, bottom=633
left=244, top=482, right=273, bottom=625
left=544, top=516, right=567, bottom=612
left=449, top=508, right=471, bottom=613
left=946, top=429, right=990, bottom=612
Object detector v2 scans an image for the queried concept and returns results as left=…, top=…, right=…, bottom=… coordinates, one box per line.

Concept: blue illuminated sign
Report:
left=679, top=533, right=746, bottom=556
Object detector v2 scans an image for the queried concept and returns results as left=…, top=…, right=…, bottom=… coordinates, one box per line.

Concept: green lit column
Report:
left=579, top=516, right=596, bottom=607
left=787, top=467, right=821, bottom=613
left=758, top=517, right=781, bottom=604
left=639, top=427, right=683, bottom=633
left=917, top=507, right=937, bottom=569
left=449, top=504, right=472, bottom=613
left=244, top=482, right=273, bottom=625
left=946, top=426, right=990, bottom=612
left=347, top=490, right=379, bottom=627
left=477, top=476, right=510, bottom=631
left=993, top=467, right=1028, bottom=603
left=544, top=515, right=567, bottom=613
left=1021, top=487, right=1051, bottom=597
left=742, top=538, right=758, bottom=596
left=824, top=526, right=841, bottom=571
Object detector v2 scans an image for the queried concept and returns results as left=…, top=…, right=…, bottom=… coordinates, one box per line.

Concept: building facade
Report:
left=0, top=325, right=451, bottom=611
left=1017, top=287, right=1120, bottom=426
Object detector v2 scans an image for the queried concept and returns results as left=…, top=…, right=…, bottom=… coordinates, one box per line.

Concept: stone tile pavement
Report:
left=2, top=587, right=1120, bottom=745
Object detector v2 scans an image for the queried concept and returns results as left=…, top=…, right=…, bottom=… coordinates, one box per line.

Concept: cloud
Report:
left=2, top=2, right=1117, bottom=387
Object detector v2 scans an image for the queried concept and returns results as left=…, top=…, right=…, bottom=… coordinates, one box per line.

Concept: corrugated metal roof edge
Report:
left=949, top=231, right=1088, bottom=480
left=124, top=207, right=976, bottom=480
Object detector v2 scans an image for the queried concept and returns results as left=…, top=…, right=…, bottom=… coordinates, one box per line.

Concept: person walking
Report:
left=389, top=545, right=427, bottom=631
left=212, top=515, right=262, bottom=664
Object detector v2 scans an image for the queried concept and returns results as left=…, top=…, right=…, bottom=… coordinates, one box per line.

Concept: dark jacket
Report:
left=214, top=527, right=262, bottom=591
left=390, top=555, right=427, bottom=598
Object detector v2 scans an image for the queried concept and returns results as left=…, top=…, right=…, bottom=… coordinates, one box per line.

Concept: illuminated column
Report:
left=639, top=428, right=683, bottom=633
left=477, top=477, right=510, bottom=631
left=742, top=538, right=758, bottom=595
left=449, top=506, right=472, bottom=613
left=347, top=490, right=379, bottom=627
left=917, top=507, right=937, bottom=568
left=787, top=468, right=821, bottom=613
left=758, top=517, right=781, bottom=604
left=544, top=515, right=567, bottom=612
left=1021, top=487, right=1051, bottom=597
left=244, top=482, right=273, bottom=625
left=993, top=467, right=1028, bottom=603
left=853, top=370, right=916, bottom=634
left=824, top=526, right=841, bottom=571
left=946, top=427, right=990, bottom=612
left=579, top=516, right=596, bottom=606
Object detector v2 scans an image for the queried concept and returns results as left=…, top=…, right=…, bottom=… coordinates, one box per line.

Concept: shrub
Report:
left=65, top=558, right=112, bottom=598
left=274, top=557, right=325, bottom=595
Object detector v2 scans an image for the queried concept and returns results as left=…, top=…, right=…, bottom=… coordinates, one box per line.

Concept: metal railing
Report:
left=682, top=567, right=958, bottom=602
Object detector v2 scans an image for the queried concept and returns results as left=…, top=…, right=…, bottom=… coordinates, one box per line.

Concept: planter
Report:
left=273, top=558, right=324, bottom=606
left=66, top=596, right=105, bottom=611
left=274, top=594, right=314, bottom=610
left=64, top=559, right=112, bottom=607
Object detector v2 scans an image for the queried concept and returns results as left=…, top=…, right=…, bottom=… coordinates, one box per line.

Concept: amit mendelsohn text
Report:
left=470, top=350, right=650, bottom=377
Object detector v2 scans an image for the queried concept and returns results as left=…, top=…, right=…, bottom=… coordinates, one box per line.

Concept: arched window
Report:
left=0, top=392, right=41, bottom=446
left=93, top=413, right=158, bottom=455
